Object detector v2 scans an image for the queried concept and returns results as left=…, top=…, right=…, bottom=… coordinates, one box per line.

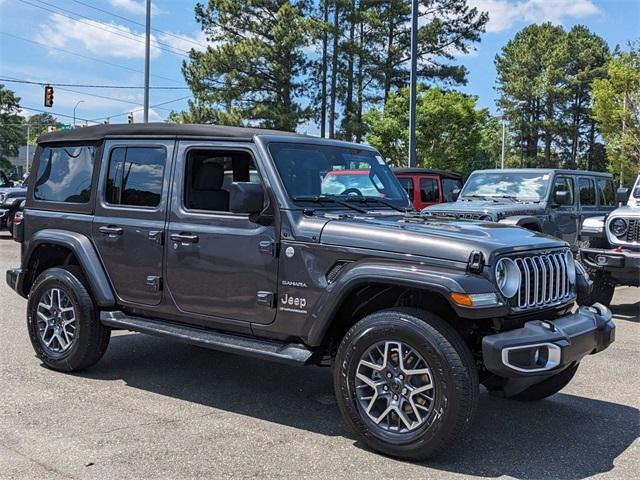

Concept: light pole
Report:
left=143, top=0, right=151, bottom=123
left=73, top=100, right=85, bottom=127
left=408, top=0, right=418, bottom=168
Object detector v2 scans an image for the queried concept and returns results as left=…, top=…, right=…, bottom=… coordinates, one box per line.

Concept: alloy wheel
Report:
left=36, top=288, right=77, bottom=354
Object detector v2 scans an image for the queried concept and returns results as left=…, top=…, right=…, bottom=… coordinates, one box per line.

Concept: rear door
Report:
left=92, top=139, right=174, bottom=306
left=577, top=176, right=598, bottom=226
left=596, top=177, right=617, bottom=214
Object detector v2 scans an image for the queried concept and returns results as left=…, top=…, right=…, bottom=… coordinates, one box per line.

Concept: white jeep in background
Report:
left=580, top=174, right=640, bottom=304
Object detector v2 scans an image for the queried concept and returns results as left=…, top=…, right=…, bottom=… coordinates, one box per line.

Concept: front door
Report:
left=416, top=175, right=440, bottom=210
left=164, top=141, right=278, bottom=325
left=549, top=175, right=579, bottom=247
left=92, top=139, right=174, bottom=306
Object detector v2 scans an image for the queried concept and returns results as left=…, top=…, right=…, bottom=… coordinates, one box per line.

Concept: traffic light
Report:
left=44, top=85, right=54, bottom=108
left=127, top=112, right=134, bottom=124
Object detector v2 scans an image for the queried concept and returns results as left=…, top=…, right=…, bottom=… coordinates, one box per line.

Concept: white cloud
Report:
left=36, top=13, right=162, bottom=59
left=469, top=0, right=600, bottom=33
left=157, top=31, right=208, bottom=53
left=108, top=0, right=159, bottom=16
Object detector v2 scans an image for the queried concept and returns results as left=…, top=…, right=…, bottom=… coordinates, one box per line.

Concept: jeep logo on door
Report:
left=279, top=293, right=307, bottom=314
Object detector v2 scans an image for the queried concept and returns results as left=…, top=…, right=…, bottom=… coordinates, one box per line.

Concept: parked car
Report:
left=7, top=124, right=614, bottom=461
left=425, top=168, right=617, bottom=247
left=393, top=168, right=463, bottom=210
left=579, top=174, right=640, bottom=304
left=0, top=170, right=27, bottom=233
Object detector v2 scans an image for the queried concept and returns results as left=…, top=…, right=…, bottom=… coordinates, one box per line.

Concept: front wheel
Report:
left=334, top=308, right=478, bottom=460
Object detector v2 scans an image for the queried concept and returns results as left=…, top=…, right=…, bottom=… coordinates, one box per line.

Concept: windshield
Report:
left=460, top=171, right=551, bottom=202
left=268, top=142, right=409, bottom=207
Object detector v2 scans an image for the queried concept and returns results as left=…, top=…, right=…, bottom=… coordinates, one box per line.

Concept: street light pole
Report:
left=408, top=0, right=418, bottom=168
left=143, top=0, right=151, bottom=123
left=500, top=116, right=506, bottom=169
left=73, top=100, right=85, bottom=127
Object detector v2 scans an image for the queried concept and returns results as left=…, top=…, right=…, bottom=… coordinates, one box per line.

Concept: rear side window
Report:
left=597, top=179, right=615, bottom=206
left=105, top=147, right=165, bottom=207
left=33, top=146, right=95, bottom=203
left=578, top=177, right=596, bottom=205
left=420, top=178, right=439, bottom=202
left=397, top=177, right=414, bottom=201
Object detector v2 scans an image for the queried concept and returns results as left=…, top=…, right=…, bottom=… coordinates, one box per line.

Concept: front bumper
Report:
left=6, top=267, right=27, bottom=298
left=482, top=303, right=615, bottom=378
left=581, top=247, right=640, bottom=271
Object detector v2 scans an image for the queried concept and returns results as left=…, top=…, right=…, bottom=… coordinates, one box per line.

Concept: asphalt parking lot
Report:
left=0, top=233, right=638, bottom=479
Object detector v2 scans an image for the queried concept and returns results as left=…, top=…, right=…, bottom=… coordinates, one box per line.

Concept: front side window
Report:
left=105, top=147, right=165, bottom=207
left=419, top=178, right=439, bottom=203
left=268, top=142, right=408, bottom=207
left=597, top=179, right=615, bottom=206
left=442, top=178, right=462, bottom=202
left=0, top=171, right=11, bottom=188
left=460, top=171, right=550, bottom=202
left=397, top=177, right=414, bottom=202
left=578, top=177, right=596, bottom=205
left=34, top=145, right=95, bottom=203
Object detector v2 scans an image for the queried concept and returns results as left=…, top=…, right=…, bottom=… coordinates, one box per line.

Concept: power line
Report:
left=20, top=106, right=100, bottom=124
left=89, top=95, right=193, bottom=122
left=69, top=0, right=207, bottom=50
left=18, top=0, right=189, bottom=58
left=0, top=77, right=189, bottom=90
left=0, top=32, right=184, bottom=85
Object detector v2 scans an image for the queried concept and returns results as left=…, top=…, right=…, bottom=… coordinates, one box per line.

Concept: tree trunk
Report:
left=355, top=19, right=364, bottom=143
left=587, top=119, right=596, bottom=171
left=383, top=20, right=395, bottom=106
left=320, top=0, right=328, bottom=138
left=328, top=2, right=339, bottom=139
left=343, top=0, right=356, bottom=140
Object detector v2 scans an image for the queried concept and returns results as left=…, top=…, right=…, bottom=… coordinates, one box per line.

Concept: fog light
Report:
left=501, top=343, right=561, bottom=373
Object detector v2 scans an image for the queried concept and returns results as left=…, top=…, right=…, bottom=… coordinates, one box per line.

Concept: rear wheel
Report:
left=334, top=308, right=478, bottom=460
left=27, top=267, right=110, bottom=372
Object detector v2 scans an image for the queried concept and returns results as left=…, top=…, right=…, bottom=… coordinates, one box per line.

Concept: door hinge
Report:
left=259, top=240, right=278, bottom=257
left=146, top=275, right=162, bottom=291
left=256, top=291, right=275, bottom=307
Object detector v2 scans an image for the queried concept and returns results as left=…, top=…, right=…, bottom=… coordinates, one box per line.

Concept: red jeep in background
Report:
left=393, top=168, right=463, bottom=210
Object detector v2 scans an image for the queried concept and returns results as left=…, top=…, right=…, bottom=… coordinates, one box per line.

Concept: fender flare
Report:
left=25, top=229, right=116, bottom=307
left=305, top=260, right=504, bottom=346
left=498, top=215, right=542, bottom=231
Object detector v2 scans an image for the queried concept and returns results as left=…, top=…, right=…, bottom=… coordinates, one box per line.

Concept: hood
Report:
left=319, top=213, right=566, bottom=265
left=425, top=200, right=545, bottom=219
left=0, top=186, right=26, bottom=195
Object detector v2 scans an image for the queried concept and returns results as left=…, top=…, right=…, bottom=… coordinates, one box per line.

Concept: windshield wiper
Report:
left=342, top=195, right=410, bottom=213
left=292, top=195, right=368, bottom=213
left=461, top=194, right=492, bottom=201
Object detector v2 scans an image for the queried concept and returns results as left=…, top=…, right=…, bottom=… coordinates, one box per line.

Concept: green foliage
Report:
left=495, top=23, right=610, bottom=168
left=26, top=113, right=62, bottom=143
left=0, top=85, right=25, bottom=170
left=182, top=0, right=314, bottom=131
left=592, top=43, right=640, bottom=185
left=364, top=86, right=493, bottom=175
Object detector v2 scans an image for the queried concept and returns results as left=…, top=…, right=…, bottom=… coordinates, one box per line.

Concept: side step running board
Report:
left=100, top=311, right=315, bottom=365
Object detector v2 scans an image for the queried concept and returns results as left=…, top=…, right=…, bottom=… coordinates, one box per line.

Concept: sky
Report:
left=0, top=0, right=639, bottom=133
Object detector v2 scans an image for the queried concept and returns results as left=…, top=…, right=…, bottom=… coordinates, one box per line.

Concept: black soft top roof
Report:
left=37, top=123, right=298, bottom=144
left=393, top=168, right=462, bottom=179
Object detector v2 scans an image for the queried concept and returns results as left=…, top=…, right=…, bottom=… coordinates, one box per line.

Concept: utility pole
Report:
left=501, top=116, right=507, bottom=169
left=26, top=123, right=30, bottom=174
left=143, top=0, right=151, bottom=123
left=621, top=93, right=626, bottom=186
left=73, top=100, right=85, bottom=127
left=408, top=0, right=418, bottom=168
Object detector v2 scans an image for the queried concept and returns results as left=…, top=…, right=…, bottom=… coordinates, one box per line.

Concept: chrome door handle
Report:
left=170, top=233, right=199, bottom=244
left=99, top=225, right=123, bottom=236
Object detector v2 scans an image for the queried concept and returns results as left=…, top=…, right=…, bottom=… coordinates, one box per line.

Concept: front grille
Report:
left=626, top=219, right=640, bottom=243
left=512, top=250, right=573, bottom=310
left=430, top=212, right=485, bottom=220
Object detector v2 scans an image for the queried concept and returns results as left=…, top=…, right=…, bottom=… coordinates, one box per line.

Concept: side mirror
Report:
left=615, top=187, right=630, bottom=204
left=8, top=180, right=15, bottom=187
left=451, top=188, right=461, bottom=201
left=229, top=182, right=265, bottom=215
left=554, top=190, right=571, bottom=205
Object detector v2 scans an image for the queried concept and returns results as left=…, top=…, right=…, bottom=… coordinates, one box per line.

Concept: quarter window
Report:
left=578, top=178, right=596, bottom=205
left=33, top=146, right=95, bottom=203
left=420, top=178, right=439, bottom=203
left=597, top=179, right=615, bottom=206
left=105, top=147, right=165, bottom=207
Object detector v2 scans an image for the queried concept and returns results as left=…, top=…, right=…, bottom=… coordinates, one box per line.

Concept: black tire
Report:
left=334, top=308, right=478, bottom=460
left=27, top=266, right=110, bottom=372
left=576, top=238, right=616, bottom=306
left=510, top=364, right=579, bottom=402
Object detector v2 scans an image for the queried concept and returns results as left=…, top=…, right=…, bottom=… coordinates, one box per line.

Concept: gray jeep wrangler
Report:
left=580, top=174, right=640, bottom=303
left=6, top=124, right=615, bottom=460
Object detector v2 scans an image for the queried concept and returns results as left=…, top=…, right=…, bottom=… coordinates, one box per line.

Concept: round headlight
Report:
left=495, top=258, right=520, bottom=298
left=564, top=250, right=576, bottom=285
left=479, top=214, right=493, bottom=221
left=610, top=218, right=628, bottom=237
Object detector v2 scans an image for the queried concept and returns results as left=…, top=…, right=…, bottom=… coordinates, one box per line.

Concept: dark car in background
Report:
left=393, top=168, right=463, bottom=210
left=0, top=170, right=27, bottom=234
